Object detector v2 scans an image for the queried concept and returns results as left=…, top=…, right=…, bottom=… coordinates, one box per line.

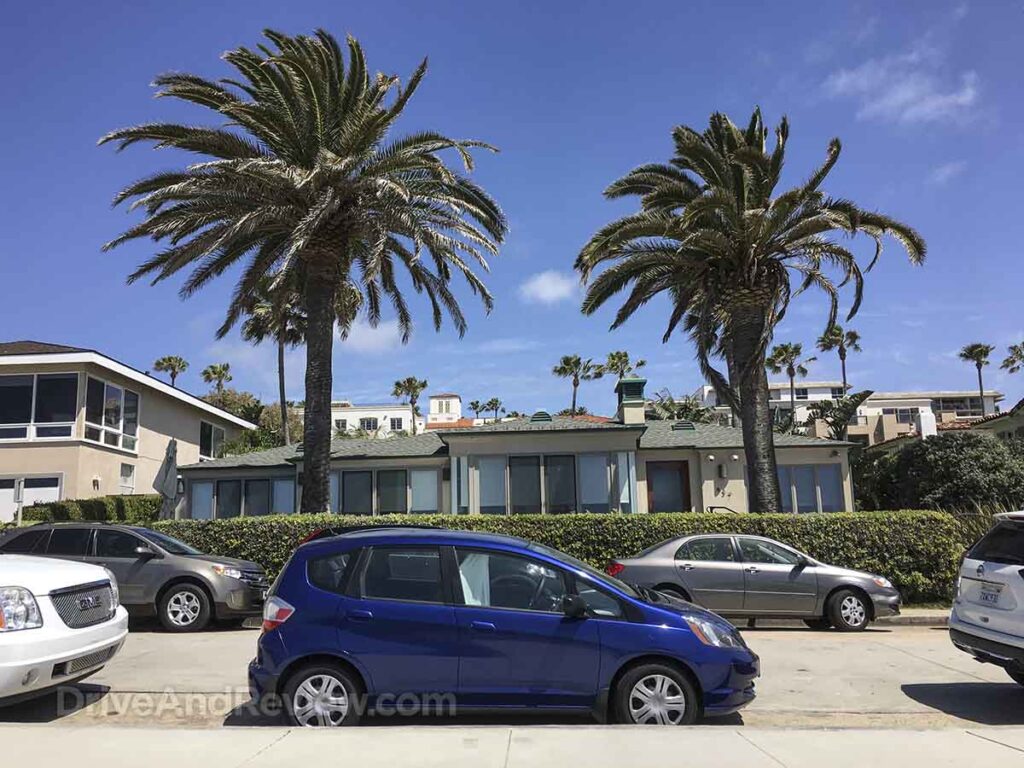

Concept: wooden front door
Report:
left=646, top=461, right=691, bottom=513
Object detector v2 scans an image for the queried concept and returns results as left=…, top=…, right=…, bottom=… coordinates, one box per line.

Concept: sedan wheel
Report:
left=614, top=663, right=698, bottom=725
left=828, top=589, right=869, bottom=632
left=158, top=584, right=211, bottom=632
left=284, top=665, right=361, bottom=727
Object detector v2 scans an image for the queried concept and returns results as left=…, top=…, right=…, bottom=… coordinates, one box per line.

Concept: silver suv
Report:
left=0, top=523, right=267, bottom=632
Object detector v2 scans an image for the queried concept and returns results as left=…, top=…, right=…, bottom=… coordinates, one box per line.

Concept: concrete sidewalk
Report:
left=2, top=724, right=1023, bottom=767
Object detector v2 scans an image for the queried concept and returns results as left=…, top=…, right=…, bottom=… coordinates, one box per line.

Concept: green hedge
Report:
left=21, top=495, right=162, bottom=524
left=153, top=510, right=990, bottom=603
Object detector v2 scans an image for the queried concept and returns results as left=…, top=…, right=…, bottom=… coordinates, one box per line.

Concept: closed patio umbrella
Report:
left=153, top=438, right=179, bottom=520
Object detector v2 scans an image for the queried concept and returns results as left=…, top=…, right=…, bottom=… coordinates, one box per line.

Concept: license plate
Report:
left=980, top=584, right=1002, bottom=605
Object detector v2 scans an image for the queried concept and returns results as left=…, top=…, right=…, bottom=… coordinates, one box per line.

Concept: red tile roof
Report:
left=425, top=418, right=476, bottom=430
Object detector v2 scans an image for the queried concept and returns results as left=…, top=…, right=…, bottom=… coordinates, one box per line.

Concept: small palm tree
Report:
left=153, top=355, right=188, bottom=387
left=959, top=343, right=996, bottom=415
left=603, top=351, right=647, bottom=378
left=483, top=397, right=504, bottom=421
left=766, top=343, right=816, bottom=416
left=202, top=363, right=232, bottom=394
left=101, top=29, right=506, bottom=515
left=392, top=377, right=428, bottom=434
left=1002, top=342, right=1024, bottom=375
left=576, top=109, right=924, bottom=512
left=468, top=400, right=484, bottom=419
left=646, top=389, right=716, bottom=423
left=552, top=355, right=604, bottom=416
left=816, top=324, right=861, bottom=392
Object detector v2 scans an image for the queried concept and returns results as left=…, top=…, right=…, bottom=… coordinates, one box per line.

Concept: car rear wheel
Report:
left=803, top=618, right=832, bottom=630
left=1007, top=669, right=1024, bottom=687
left=655, top=586, right=690, bottom=602
left=828, top=589, right=869, bottom=632
left=158, top=584, right=211, bottom=632
left=614, top=663, right=698, bottom=725
left=283, top=664, right=361, bottom=727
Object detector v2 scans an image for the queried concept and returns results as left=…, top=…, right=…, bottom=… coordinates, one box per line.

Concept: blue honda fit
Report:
left=250, top=528, right=759, bottom=726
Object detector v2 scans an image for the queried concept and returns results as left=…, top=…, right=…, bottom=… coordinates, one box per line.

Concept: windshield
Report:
left=137, top=529, right=203, bottom=556
left=527, top=542, right=640, bottom=599
left=969, top=522, right=1024, bottom=566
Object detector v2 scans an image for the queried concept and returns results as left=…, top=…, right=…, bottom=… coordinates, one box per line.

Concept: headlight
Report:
left=0, top=586, right=43, bottom=632
left=683, top=613, right=745, bottom=649
left=872, top=577, right=893, bottom=589
left=102, top=567, right=120, bottom=607
left=212, top=564, right=243, bottom=580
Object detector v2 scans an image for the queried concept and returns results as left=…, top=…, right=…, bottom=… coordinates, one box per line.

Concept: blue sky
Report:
left=2, top=0, right=1021, bottom=415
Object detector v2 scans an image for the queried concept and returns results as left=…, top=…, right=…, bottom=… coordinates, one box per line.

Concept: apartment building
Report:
left=324, top=400, right=424, bottom=437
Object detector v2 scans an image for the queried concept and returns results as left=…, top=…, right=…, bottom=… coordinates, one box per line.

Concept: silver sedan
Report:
left=608, top=534, right=901, bottom=631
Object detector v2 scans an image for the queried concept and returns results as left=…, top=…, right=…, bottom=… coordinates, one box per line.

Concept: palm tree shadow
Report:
left=901, top=682, right=1024, bottom=725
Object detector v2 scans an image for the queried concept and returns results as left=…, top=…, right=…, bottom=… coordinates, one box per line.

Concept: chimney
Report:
left=915, top=407, right=937, bottom=439
left=615, top=377, right=647, bottom=425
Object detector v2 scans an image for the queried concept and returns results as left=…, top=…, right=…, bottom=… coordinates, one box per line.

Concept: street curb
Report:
left=746, top=613, right=950, bottom=629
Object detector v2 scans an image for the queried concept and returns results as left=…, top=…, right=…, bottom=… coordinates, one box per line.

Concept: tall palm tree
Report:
left=766, top=343, right=816, bottom=417
left=484, top=397, right=504, bottom=421
left=816, top=324, right=861, bottom=392
left=101, top=30, right=506, bottom=514
left=468, top=399, right=484, bottom=419
left=603, top=350, right=647, bottom=378
left=1002, top=342, right=1024, bottom=375
left=202, top=363, right=232, bottom=394
left=959, top=343, right=995, bottom=415
left=153, top=355, right=188, bottom=387
left=576, top=109, right=924, bottom=512
left=552, top=355, right=604, bottom=416
left=392, top=376, right=427, bottom=434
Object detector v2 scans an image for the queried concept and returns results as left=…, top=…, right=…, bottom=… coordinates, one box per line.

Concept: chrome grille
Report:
left=240, top=569, right=269, bottom=589
left=50, top=581, right=116, bottom=628
left=57, top=645, right=118, bottom=677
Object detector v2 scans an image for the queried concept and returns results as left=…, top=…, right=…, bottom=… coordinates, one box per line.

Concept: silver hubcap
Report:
left=628, top=674, right=687, bottom=725
left=167, top=591, right=201, bottom=626
left=292, top=674, right=350, bottom=727
left=840, top=595, right=866, bottom=626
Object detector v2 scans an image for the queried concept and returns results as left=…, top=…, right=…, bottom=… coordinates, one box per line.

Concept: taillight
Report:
left=606, top=562, right=625, bottom=578
left=262, top=595, right=295, bottom=632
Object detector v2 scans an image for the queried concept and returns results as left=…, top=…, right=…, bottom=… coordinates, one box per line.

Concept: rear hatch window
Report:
left=969, top=522, right=1024, bottom=566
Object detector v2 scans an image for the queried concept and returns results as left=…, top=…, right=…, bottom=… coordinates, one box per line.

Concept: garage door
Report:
left=21, top=477, right=61, bottom=507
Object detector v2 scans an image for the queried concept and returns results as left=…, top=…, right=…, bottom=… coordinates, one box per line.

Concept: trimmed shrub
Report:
left=154, top=510, right=978, bottom=603
left=22, top=495, right=162, bottom=524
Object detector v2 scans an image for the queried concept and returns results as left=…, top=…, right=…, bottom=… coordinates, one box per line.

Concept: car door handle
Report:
left=470, top=621, right=496, bottom=632
left=745, top=566, right=760, bottom=574
left=348, top=609, right=373, bottom=622
left=680, top=563, right=695, bottom=571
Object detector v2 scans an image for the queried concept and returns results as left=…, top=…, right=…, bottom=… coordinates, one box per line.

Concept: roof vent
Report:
left=671, top=421, right=696, bottom=431
left=529, top=410, right=553, bottom=423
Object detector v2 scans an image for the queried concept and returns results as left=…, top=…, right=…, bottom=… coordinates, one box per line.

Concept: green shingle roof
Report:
left=640, top=420, right=848, bottom=449
left=435, top=416, right=642, bottom=436
left=178, top=443, right=300, bottom=470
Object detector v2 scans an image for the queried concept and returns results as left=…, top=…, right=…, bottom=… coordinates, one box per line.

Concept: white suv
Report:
left=1, top=553, right=129, bottom=705
left=949, top=512, right=1024, bottom=686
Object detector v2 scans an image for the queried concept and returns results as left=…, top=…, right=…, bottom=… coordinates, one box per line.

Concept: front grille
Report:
left=240, top=569, right=269, bottom=589
left=54, top=644, right=118, bottom=677
left=50, top=581, right=116, bottom=629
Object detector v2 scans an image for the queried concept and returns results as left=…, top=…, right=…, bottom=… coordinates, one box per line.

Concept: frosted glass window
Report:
left=272, top=479, right=295, bottom=514
left=410, top=470, right=438, bottom=514
left=478, top=457, right=507, bottom=515
left=614, top=452, right=635, bottom=513
left=818, top=464, right=844, bottom=512
left=191, top=482, right=213, bottom=520
left=579, top=454, right=610, bottom=514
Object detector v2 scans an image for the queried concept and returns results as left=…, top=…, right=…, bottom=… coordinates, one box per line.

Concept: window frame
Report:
left=84, top=375, right=140, bottom=454
left=389, top=416, right=403, bottom=432
left=776, top=463, right=846, bottom=514
left=45, top=526, right=94, bottom=557
left=93, top=528, right=146, bottom=558
left=0, top=372, right=79, bottom=443
left=674, top=536, right=738, bottom=563
left=199, top=420, right=226, bottom=460
left=357, top=545, right=452, bottom=605
left=736, top=536, right=804, bottom=566
left=450, top=546, right=572, bottom=616
left=331, top=467, right=441, bottom=516
left=359, top=417, right=379, bottom=432
left=119, top=463, right=136, bottom=495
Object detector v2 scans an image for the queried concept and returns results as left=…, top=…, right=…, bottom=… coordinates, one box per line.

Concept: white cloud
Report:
left=518, top=271, right=578, bottom=305
left=477, top=337, right=540, bottom=354
left=928, top=160, right=968, bottom=185
left=339, top=319, right=404, bottom=354
left=823, top=41, right=979, bottom=125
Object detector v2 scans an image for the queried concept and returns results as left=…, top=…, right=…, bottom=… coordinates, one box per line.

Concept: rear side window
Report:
left=96, top=530, right=142, bottom=558
left=361, top=547, right=445, bottom=604
left=308, top=551, right=353, bottom=594
left=1, top=528, right=49, bottom=553
left=969, top=523, right=1024, bottom=566
left=676, top=538, right=736, bottom=562
left=47, top=528, right=92, bottom=556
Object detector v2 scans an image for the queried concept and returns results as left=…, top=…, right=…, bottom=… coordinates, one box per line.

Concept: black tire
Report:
left=1007, top=669, right=1024, bottom=687
left=614, top=663, right=699, bottom=726
left=157, top=583, right=212, bottom=632
left=283, top=663, right=362, bottom=727
left=803, top=618, right=832, bottom=630
left=827, top=589, right=870, bottom=632
left=655, top=586, right=691, bottom=603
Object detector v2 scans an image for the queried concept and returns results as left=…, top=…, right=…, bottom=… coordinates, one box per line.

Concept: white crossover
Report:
left=0, top=554, right=129, bottom=705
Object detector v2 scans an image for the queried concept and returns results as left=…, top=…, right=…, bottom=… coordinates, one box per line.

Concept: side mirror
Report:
left=796, top=554, right=809, bottom=567
left=562, top=594, right=588, bottom=619
left=135, top=545, right=157, bottom=558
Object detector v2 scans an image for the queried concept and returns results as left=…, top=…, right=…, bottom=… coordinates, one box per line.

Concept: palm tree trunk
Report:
left=277, top=336, right=289, bottom=445
left=789, top=373, right=796, bottom=420
left=730, top=308, right=782, bottom=513
left=410, top=398, right=417, bottom=435
left=571, top=380, right=578, bottom=416
left=170, top=372, right=177, bottom=387
left=301, top=271, right=335, bottom=514
left=977, top=364, right=986, bottom=416
left=839, top=349, right=848, bottom=391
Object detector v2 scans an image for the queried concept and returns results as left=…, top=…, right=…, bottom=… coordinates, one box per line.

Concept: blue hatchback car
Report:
left=250, top=527, right=759, bottom=727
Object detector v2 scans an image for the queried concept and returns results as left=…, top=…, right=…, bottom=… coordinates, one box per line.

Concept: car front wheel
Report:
left=614, top=663, right=698, bottom=725
left=283, top=664, right=361, bottom=727
left=158, top=584, right=211, bottom=632
left=828, top=589, right=870, bottom=632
